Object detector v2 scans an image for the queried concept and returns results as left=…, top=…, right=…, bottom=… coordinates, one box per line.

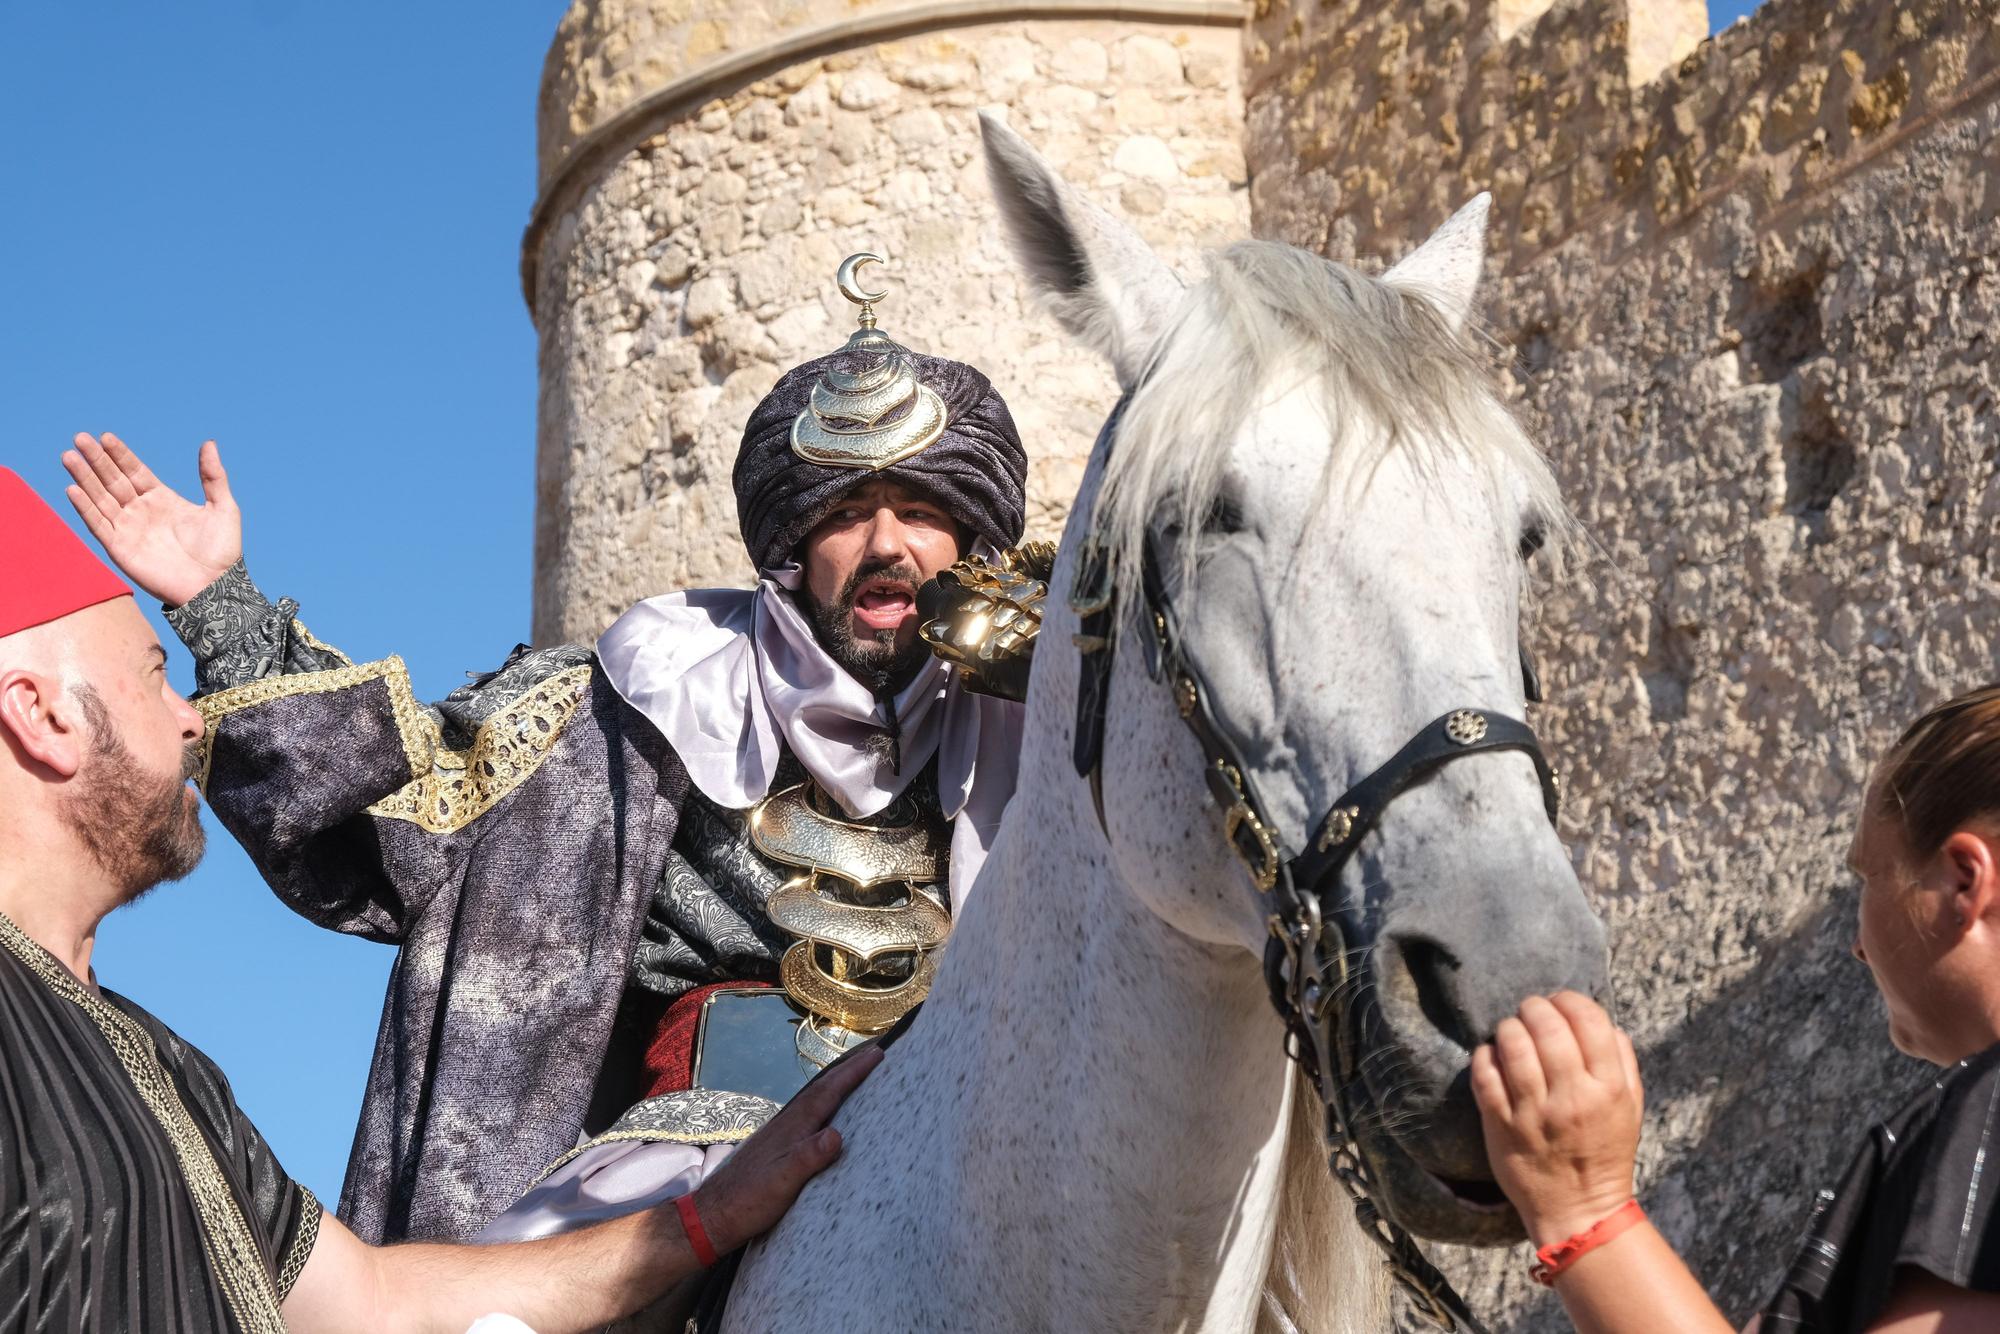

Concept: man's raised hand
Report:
left=62, top=435, right=242, bottom=608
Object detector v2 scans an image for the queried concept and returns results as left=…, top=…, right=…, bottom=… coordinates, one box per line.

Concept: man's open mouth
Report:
left=851, top=579, right=917, bottom=631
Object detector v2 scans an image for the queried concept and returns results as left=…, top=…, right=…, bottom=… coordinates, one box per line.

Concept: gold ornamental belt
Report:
left=748, top=781, right=952, bottom=1068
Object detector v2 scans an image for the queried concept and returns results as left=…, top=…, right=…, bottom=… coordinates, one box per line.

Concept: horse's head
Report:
left=983, top=116, right=1609, bottom=1247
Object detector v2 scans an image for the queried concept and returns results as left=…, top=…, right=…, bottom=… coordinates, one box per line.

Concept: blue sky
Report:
left=3, top=2, right=1768, bottom=1206
left=1, top=4, right=568, bottom=1200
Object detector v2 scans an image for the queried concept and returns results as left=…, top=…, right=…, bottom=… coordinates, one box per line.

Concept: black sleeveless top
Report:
left=1761, top=1043, right=2000, bottom=1330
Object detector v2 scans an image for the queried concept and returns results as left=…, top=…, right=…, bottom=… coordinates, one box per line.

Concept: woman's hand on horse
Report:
left=1471, top=991, right=1643, bottom=1247
left=61, top=434, right=243, bottom=609
left=688, top=1044, right=884, bottom=1255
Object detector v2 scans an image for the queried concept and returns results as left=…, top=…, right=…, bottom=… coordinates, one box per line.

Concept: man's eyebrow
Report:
left=145, top=644, right=169, bottom=667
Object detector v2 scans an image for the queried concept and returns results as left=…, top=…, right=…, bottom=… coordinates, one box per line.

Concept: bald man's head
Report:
left=0, top=599, right=207, bottom=905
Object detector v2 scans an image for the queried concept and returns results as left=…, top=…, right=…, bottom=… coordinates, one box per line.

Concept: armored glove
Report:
left=917, top=542, right=1056, bottom=702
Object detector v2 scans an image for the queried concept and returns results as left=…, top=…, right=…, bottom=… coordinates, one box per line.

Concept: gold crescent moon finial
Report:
left=794, top=250, right=948, bottom=470
left=836, top=253, right=890, bottom=328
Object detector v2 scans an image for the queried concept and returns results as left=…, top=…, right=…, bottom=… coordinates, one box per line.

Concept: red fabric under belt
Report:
left=642, top=980, right=777, bottom=1099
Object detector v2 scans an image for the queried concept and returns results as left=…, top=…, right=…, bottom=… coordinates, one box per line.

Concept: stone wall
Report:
left=526, top=0, right=1249, bottom=643
left=1249, top=0, right=2000, bottom=1326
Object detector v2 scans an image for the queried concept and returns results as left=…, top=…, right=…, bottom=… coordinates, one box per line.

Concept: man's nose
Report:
left=863, top=509, right=911, bottom=562
left=171, top=689, right=205, bottom=744
left=1852, top=935, right=1867, bottom=965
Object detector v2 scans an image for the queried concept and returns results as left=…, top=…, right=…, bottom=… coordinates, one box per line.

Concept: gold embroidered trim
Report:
left=365, top=665, right=593, bottom=834
left=278, top=1188, right=321, bottom=1299
left=194, top=655, right=432, bottom=793
left=291, top=618, right=354, bottom=668
left=0, top=913, right=288, bottom=1333
left=192, top=652, right=591, bottom=837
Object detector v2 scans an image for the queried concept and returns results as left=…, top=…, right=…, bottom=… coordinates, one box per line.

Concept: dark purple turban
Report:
left=733, top=343, right=1027, bottom=571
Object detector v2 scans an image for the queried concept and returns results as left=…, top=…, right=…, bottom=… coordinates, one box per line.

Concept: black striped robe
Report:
left=0, top=919, right=318, bottom=1332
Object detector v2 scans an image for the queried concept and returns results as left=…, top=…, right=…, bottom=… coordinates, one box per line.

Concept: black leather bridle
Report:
left=1067, top=406, right=1561, bottom=1332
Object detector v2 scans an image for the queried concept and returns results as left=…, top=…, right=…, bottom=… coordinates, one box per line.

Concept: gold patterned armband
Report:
left=194, top=652, right=594, bottom=836
left=918, top=542, right=1055, bottom=703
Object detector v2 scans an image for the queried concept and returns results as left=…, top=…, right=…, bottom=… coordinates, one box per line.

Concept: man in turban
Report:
left=61, top=260, right=1043, bottom=1251
left=0, top=466, right=877, bottom=1332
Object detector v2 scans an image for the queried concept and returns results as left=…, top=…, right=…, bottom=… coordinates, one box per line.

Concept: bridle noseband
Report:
left=1068, top=410, right=1561, bottom=1333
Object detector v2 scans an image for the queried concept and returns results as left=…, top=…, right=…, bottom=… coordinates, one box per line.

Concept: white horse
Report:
left=719, top=118, right=1609, bottom=1334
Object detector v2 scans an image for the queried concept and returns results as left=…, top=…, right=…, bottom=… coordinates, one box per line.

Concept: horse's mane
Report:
left=1094, top=239, right=1571, bottom=608
left=1255, top=1068, right=1388, bottom=1334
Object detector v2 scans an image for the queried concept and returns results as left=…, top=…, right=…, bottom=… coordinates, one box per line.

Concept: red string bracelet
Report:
left=675, top=1191, right=720, bottom=1268
left=1531, top=1199, right=1645, bottom=1287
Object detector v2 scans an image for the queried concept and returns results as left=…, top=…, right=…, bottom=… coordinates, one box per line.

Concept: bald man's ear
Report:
left=0, top=671, right=88, bottom=779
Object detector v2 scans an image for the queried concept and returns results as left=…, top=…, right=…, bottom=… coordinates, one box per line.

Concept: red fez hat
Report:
left=0, top=467, right=132, bottom=638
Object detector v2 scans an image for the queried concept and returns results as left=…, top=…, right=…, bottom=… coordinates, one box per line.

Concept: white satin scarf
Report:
left=595, top=567, right=1022, bottom=902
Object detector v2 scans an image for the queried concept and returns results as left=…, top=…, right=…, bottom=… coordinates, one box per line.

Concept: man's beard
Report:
left=805, top=560, right=932, bottom=696
left=57, top=686, right=206, bottom=907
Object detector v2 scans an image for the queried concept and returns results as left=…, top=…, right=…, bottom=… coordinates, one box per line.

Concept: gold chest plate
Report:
left=748, top=782, right=953, bottom=1066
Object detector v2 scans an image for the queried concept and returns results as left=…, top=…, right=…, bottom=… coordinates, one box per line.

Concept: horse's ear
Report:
left=979, top=111, right=1182, bottom=388
left=1381, top=192, right=1491, bottom=333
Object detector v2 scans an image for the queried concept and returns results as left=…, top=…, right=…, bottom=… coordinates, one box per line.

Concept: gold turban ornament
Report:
left=789, top=253, right=950, bottom=470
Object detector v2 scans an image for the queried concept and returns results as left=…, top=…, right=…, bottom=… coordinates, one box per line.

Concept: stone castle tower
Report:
left=524, top=0, right=1251, bottom=643
left=526, top=0, right=1999, bottom=1326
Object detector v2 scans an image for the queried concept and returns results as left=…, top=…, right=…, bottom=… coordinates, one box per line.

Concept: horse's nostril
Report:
left=1399, top=937, right=1479, bottom=1053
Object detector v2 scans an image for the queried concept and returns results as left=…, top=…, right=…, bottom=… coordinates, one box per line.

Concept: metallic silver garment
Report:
left=634, top=754, right=951, bottom=1000
left=630, top=762, right=804, bottom=1001
left=1761, top=1043, right=2000, bottom=1330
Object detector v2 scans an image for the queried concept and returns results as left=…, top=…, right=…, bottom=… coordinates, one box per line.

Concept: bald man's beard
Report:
left=58, top=687, right=206, bottom=906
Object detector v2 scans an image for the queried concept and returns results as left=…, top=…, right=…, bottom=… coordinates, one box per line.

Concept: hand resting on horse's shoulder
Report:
left=687, top=1042, right=885, bottom=1253
left=280, top=1045, right=884, bottom=1334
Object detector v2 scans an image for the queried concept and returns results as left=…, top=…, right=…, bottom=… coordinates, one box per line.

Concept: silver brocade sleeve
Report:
left=165, top=560, right=353, bottom=695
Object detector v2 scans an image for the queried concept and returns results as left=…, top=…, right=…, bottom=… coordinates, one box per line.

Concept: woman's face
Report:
left=1850, top=801, right=1971, bottom=1064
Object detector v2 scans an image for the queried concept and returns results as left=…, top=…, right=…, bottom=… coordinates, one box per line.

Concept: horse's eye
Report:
left=1204, top=493, right=1246, bottom=536
left=1158, top=490, right=1245, bottom=544
left=1517, top=523, right=1546, bottom=562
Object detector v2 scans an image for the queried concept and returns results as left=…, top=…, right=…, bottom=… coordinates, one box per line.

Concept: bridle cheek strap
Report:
left=1069, top=533, right=1118, bottom=829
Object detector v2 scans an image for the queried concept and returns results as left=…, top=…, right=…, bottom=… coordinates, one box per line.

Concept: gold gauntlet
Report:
left=918, top=542, right=1056, bottom=703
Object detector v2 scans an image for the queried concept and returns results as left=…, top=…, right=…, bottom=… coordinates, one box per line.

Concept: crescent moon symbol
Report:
left=836, top=253, right=890, bottom=307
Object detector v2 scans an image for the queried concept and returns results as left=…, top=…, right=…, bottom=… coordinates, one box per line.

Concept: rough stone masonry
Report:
left=1251, top=0, right=2000, bottom=1325
left=527, top=0, right=2000, bottom=1327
